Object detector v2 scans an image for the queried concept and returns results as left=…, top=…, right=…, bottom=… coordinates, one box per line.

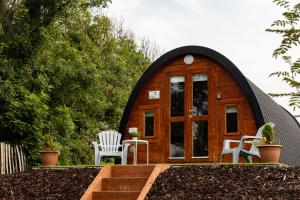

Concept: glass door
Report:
left=167, top=73, right=186, bottom=159
left=187, top=72, right=209, bottom=159
left=166, top=69, right=211, bottom=162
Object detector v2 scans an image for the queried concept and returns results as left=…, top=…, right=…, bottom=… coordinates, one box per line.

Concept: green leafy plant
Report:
left=40, top=134, right=61, bottom=152
left=257, top=124, right=280, bottom=145
left=130, top=131, right=139, bottom=137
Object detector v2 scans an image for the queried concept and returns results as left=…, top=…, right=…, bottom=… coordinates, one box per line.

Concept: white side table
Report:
left=122, top=139, right=149, bottom=165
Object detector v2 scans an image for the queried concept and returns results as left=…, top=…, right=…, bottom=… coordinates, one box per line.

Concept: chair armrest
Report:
left=224, top=139, right=240, bottom=143
left=241, top=136, right=261, bottom=141
left=223, top=139, right=241, bottom=150
left=240, top=136, right=261, bottom=150
left=92, top=141, right=100, bottom=152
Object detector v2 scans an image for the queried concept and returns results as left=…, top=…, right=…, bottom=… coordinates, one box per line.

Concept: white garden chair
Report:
left=92, top=130, right=129, bottom=165
left=220, top=122, right=275, bottom=164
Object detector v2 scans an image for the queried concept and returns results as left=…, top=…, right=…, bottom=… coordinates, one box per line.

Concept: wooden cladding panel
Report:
left=125, top=55, right=258, bottom=163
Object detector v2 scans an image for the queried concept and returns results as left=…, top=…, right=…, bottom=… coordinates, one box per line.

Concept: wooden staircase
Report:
left=81, top=164, right=168, bottom=200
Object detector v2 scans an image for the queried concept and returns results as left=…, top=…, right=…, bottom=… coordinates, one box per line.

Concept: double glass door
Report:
left=166, top=69, right=211, bottom=162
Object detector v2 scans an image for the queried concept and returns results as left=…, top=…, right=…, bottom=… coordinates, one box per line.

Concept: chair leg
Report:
left=98, top=155, right=102, bottom=165
left=246, top=155, right=253, bottom=163
left=122, top=144, right=130, bottom=165
left=220, top=154, right=224, bottom=163
left=232, top=151, right=239, bottom=164
left=120, top=155, right=124, bottom=165
left=95, top=154, right=100, bottom=165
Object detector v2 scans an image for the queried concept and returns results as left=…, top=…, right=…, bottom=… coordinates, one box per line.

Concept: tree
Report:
left=0, top=0, right=111, bottom=59
left=266, top=0, right=300, bottom=110
left=0, top=0, right=152, bottom=166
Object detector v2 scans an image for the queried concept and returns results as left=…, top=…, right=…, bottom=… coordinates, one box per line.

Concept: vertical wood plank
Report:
left=8, top=144, right=10, bottom=174
left=0, top=143, right=4, bottom=174
left=20, top=145, right=25, bottom=171
left=5, top=144, right=8, bottom=174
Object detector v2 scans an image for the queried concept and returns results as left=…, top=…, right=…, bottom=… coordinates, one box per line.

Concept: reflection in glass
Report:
left=192, top=74, right=208, bottom=116
left=170, top=122, right=184, bottom=158
left=192, top=120, right=208, bottom=157
left=145, top=111, right=154, bottom=136
left=226, top=106, right=238, bottom=133
left=170, top=76, right=185, bottom=117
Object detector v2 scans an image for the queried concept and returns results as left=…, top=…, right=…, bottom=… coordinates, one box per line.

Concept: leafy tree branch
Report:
left=267, top=0, right=300, bottom=110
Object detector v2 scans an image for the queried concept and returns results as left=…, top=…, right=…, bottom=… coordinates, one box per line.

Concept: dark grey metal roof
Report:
left=119, top=45, right=300, bottom=166
left=247, top=80, right=300, bottom=166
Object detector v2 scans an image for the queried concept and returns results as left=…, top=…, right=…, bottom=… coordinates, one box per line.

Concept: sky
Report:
left=103, top=0, right=300, bottom=117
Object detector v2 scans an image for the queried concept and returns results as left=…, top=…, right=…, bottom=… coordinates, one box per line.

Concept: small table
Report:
left=122, top=139, right=149, bottom=165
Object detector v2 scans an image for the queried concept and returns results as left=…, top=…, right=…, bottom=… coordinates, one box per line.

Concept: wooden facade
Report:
left=120, top=46, right=261, bottom=164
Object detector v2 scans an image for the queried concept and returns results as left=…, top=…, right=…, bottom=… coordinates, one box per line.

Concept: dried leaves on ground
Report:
left=0, top=168, right=99, bottom=200
left=146, top=166, right=300, bottom=200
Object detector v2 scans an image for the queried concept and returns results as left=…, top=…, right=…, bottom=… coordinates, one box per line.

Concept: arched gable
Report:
left=119, top=46, right=265, bottom=133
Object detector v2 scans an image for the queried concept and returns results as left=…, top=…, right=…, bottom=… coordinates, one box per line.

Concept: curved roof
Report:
left=247, top=80, right=300, bottom=166
left=119, top=45, right=300, bottom=166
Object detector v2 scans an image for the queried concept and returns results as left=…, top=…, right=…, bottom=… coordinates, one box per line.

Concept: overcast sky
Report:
left=103, top=0, right=300, bottom=116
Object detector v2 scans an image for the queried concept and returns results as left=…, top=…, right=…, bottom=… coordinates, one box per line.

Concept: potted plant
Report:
left=40, top=134, right=61, bottom=166
left=256, top=124, right=282, bottom=163
left=130, top=131, right=139, bottom=140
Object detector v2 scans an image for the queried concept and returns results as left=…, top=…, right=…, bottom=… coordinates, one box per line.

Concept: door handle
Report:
left=189, top=109, right=193, bottom=118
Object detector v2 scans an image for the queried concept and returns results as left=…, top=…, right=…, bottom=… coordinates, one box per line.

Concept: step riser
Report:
left=102, top=178, right=147, bottom=191
left=92, top=191, right=139, bottom=200
left=111, top=166, right=154, bottom=177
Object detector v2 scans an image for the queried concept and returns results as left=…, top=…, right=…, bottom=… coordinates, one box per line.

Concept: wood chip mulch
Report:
left=146, top=166, right=300, bottom=200
left=0, top=168, right=99, bottom=200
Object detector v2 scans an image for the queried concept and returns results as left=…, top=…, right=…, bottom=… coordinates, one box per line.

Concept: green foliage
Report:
left=262, top=124, right=276, bottom=144
left=0, top=0, right=152, bottom=166
left=267, top=0, right=300, bottom=110
left=130, top=131, right=139, bottom=137
left=256, top=124, right=280, bottom=146
left=40, top=134, right=61, bottom=152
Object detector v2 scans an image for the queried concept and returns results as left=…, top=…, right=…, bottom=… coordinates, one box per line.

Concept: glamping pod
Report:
left=119, top=46, right=300, bottom=166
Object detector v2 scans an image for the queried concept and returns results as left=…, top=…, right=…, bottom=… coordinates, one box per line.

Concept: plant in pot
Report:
left=40, top=133, right=61, bottom=166
left=130, top=131, right=139, bottom=140
left=256, top=124, right=282, bottom=163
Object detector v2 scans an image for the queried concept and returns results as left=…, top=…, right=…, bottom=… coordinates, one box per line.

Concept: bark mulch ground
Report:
left=1, top=166, right=300, bottom=200
left=146, top=166, right=300, bottom=200
left=0, top=168, right=99, bottom=200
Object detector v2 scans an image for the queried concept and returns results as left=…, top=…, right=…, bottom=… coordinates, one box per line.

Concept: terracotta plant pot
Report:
left=257, top=145, right=282, bottom=163
left=40, top=151, right=59, bottom=166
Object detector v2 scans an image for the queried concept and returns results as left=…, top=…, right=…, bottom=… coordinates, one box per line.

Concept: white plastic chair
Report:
left=220, top=122, right=275, bottom=164
left=92, top=130, right=129, bottom=165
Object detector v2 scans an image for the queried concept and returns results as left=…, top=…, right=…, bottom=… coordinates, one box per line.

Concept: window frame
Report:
left=219, top=100, right=244, bottom=136
left=139, top=104, right=160, bottom=140
left=225, top=104, right=239, bottom=134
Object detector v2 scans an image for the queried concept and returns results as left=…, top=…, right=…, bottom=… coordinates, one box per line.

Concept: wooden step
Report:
left=81, top=165, right=168, bottom=200
left=102, top=177, right=148, bottom=191
left=92, top=191, right=140, bottom=200
left=111, top=165, right=154, bottom=177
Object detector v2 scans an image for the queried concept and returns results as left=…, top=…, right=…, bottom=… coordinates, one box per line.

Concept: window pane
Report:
left=192, top=74, right=208, bottom=116
left=192, top=120, right=208, bottom=157
left=145, top=111, right=154, bottom=136
left=170, top=122, right=184, bottom=158
left=226, top=106, right=238, bottom=133
left=170, top=76, right=185, bottom=117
